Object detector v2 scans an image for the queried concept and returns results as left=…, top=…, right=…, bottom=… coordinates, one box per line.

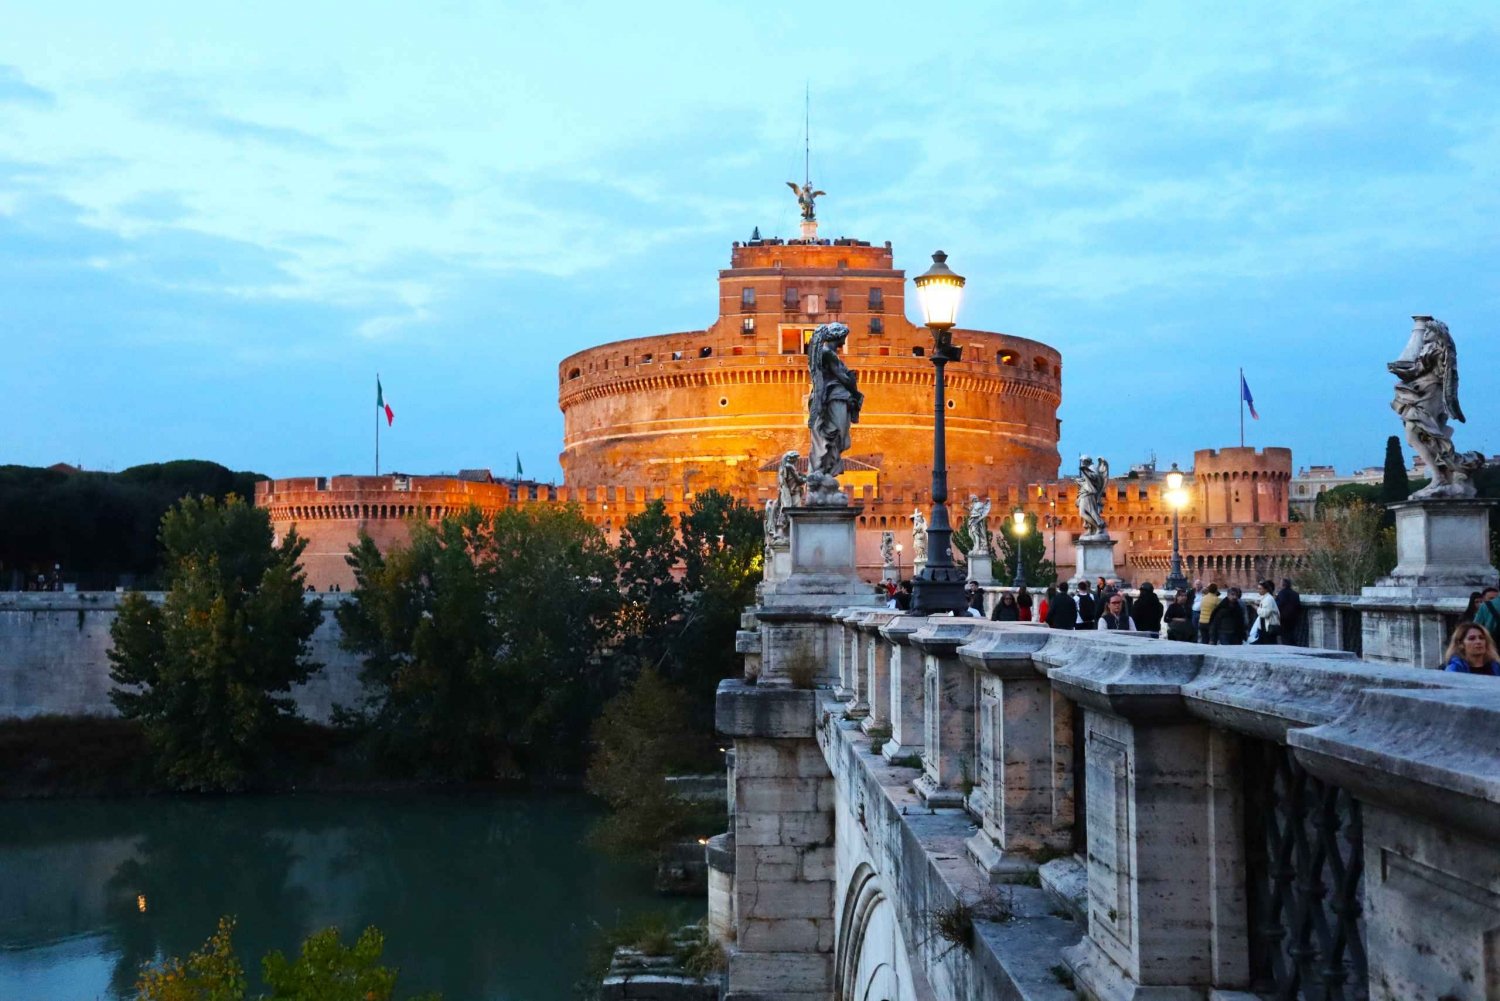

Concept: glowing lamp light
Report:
left=1165, top=462, right=1184, bottom=493
left=137, top=894, right=148, bottom=913
left=1011, top=509, right=1027, bottom=534
left=913, top=251, right=966, bottom=330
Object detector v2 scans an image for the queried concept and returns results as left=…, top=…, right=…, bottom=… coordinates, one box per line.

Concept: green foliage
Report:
left=1302, top=500, right=1396, bottom=594
left=587, top=669, right=714, bottom=860
left=994, top=512, right=1056, bottom=587
left=134, top=916, right=439, bottom=1001
left=0, top=460, right=264, bottom=586
left=1381, top=435, right=1410, bottom=503
left=614, top=499, right=684, bottom=669
left=678, top=921, right=728, bottom=978
left=338, top=504, right=620, bottom=779
left=1314, top=481, right=1382, bottom=514
left=108, top=496, right=322, bottom=791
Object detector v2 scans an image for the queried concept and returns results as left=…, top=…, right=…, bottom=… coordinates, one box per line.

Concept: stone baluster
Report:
left=1044, top=635, right=1228, bottom=998
left=858, top=610, right=899, bottom=735
left=909, top=619, right=983, bottom=809
left=956, top=627, right=1064, bottom=880
left=837, top=609, right=870, bottom=717
left=877, top=615, right=925, bottom=760
left=1292, top=682, right=1500, bottom=1001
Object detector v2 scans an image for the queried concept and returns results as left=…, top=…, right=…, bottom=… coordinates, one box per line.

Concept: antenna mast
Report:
left=804, top=82, right=810, bottom=187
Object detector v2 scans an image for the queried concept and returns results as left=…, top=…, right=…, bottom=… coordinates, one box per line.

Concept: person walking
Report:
left=1275, top=577, right=1303, bottom=646
left=1046, top=584, right=1078, bottom=630
left=1075, top=580, right=1098, bottom=629
left=1163, top=590, right=1196, bottom=641
left=1037, top=585, right=1053, bottom=625
left=1015, top=586, right=1034, bottom=622
left=1472, top=586, right=1500, bottom=647
left=1209, top=586, right=1248, bottom=645
left=1096, top=592, right=1135, bottom=630
left=1197, top=584, right=1220, bottom=644
left=1132, top=581, right=1164, bottom=635
left=1443, top=621, right=1500, bottom=676
left=991, top=591, right=1021, bottom=622
left=1251, top=580, right=1281, bottom=644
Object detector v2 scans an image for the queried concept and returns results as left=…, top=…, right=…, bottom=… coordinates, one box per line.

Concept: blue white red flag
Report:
left=1240, top=372, right=1259, bottom=420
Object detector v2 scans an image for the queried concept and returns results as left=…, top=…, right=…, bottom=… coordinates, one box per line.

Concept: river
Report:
left=0, top=792, right=699, bottom=1000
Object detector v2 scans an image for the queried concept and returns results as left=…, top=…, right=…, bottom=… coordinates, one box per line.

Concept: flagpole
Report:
left=1239, top=367, right=1244, bottom=448
left=375, top=373, right=381, bottom=476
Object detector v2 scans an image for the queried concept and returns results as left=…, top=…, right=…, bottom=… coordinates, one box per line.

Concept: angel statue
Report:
left=911, top=508, right=929, bottom=564
left=805, top=323, right=863, bottom=503
left=1389, top=315, right=1483, bottom=499
left=764, top=450, right=806, bottom=549
left=1076, top=455, right=1110, bottom=538
left=965, top=495, right=993, bottom=555
left=880, top=531, right=895, bottom=568
left=787, top=180, right=825, bottom=221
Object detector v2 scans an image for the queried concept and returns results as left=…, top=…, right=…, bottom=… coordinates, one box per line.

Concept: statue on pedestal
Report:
left=911, top=508, right=928, bottom=565
left=787, top=180, right=825, bottom=221
left=1389, top=315, right=1483, bottom=499
left=805, top=323, right=863, bottom=505
left=965, top=495, right=993, bottom=555
left=1076, top=455, right=1110, bottom=538
left=880, top=531, right=895, bottom=568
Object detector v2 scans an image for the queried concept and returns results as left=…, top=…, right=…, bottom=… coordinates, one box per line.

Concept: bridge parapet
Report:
left=715, top=611, right=1500, bottom=1000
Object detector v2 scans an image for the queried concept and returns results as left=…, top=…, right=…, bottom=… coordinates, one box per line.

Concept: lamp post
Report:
left=1164, top=462, right=1189, bottom=593
left=895, top=542, right=904, bottom=579
left=1010, top=509, right=1027, bottom=589
left=910, top=251, right=967, bottom=615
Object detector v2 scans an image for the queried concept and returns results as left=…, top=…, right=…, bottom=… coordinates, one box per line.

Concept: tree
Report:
left=586, top=668, right=712, bottom=860
left=1313, top=481, right=1382, bottom=515
left=109, top=496, right=322, bottom=791
left=994, top=512, right=1057, bottom=588
left=1301, top=500, right=1396, bottom=594
left=614, top=499, right=685, bottom=671
left=338, top=504, right=620, bottom=779
left=1381, top=435, right=1410, bottom=504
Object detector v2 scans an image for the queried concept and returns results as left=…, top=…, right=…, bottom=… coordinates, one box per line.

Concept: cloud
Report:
left=0, top=65, right=51, bottom=105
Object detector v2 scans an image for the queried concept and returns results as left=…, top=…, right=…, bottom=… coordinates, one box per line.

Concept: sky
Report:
left=2, top=2, right=1497, bottom=482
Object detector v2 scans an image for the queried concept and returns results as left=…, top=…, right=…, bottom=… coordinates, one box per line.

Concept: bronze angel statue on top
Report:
left=787, top=180, right=825, bottom=221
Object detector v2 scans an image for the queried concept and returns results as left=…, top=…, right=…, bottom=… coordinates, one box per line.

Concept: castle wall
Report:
left=0, top=593, right=364, bottom=724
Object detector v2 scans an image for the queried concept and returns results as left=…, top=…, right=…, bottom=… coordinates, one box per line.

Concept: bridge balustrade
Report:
left=717, top=609, right=1500, bottom=1001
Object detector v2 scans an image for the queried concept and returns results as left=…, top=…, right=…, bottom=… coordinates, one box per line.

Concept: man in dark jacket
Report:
left=1075, top=580, right=1097, bottom=629
left=1209, top=587, right=1249, bottom=645
left=1132, top=581, right=1164, bottom=635
left=1046, top=584, right=1078, bottom=630
left=1275, top=578, right=1303, bottom=646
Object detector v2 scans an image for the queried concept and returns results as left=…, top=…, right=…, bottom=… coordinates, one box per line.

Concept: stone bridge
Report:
left=710, top=606, right=1500, bottom=1000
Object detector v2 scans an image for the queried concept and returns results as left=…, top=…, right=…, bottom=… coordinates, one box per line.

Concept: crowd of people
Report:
left=878, top=575, right=1500, bottom=676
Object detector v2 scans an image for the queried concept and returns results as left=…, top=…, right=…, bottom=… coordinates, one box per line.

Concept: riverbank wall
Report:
left=0, top=593, right=364, bottom=723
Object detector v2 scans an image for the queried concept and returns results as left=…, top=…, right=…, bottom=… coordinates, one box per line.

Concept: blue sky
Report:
left=2, top=2, right=1497, bottom=481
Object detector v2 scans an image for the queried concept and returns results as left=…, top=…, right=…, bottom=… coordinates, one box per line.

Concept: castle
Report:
left=257, top=205, right=1302, bottom=590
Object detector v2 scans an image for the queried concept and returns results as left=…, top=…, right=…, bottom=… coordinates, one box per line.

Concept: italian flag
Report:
left=377, top=377, right=394, bottom=426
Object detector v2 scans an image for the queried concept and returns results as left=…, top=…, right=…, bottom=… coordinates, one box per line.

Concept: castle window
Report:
left=912, top=345, right=924, bottom=357
left=998, top=351, right=1016, bottom=366
left=641, top=353, right=654, bottom=364
left=1205, top=528, right=1214, bottom=538
left=1034, top=356, right=1048, bottom=372
left=869, top=317, right=884, bottom=335
left=1053, top=365, right=1061, bottom=378
left=567, top=367, right=581, bottom=380
left=1234, top=527, right=1245, bottom=540
left=868, top=288, right=884, bottom=311
left=827, top=288, right=842, bottom=310
left=742, top=317, right=756, bottom=334
left=1279, top=527, right=1288, bottom=537
left=699, top=346, right=712, bottom=358
left=784, top=287, right=799, bottom=308
left=804, top=293, right=821, bottom=314
left=671, top=351, right=683, bottom=361
left=741, top=287, right=756, bottom=308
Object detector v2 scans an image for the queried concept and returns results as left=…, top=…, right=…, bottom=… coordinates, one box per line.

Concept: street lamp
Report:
left=895, top=542, right=904, bottom=579
left=910, top=250, right=967, bottom=615
left=1164, top=462, right=1189, bottom=593
left=1010, top=509, right=1027, bottom=589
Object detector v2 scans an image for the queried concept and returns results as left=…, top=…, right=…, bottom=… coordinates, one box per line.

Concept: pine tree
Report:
left=1381, top=435, right=1410, bottom=503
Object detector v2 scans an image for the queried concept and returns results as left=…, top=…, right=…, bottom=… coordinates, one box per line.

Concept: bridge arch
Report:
left=836, top=863, right=916, bottom=1001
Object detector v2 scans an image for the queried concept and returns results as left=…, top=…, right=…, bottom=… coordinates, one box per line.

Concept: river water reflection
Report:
left=0, top=793, right=696, bottom=1001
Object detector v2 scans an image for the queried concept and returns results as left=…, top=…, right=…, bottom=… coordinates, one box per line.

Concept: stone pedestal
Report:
left=878, top=616, right=925, bottom=760
left=1363, top=499, right=1498, bottom=599
left=965, top=550, right=994, bottom=584
left=759, top=505, right=877, bottom=608
left=800, top=218, right=818, bottom=241
left=763, top=539, right=792, bottom=586
left=881, top=564, right=898, bottom=584
left=910, top=620, right=983, bottom=808
left=1070, top=535, right=1117, bottom=585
